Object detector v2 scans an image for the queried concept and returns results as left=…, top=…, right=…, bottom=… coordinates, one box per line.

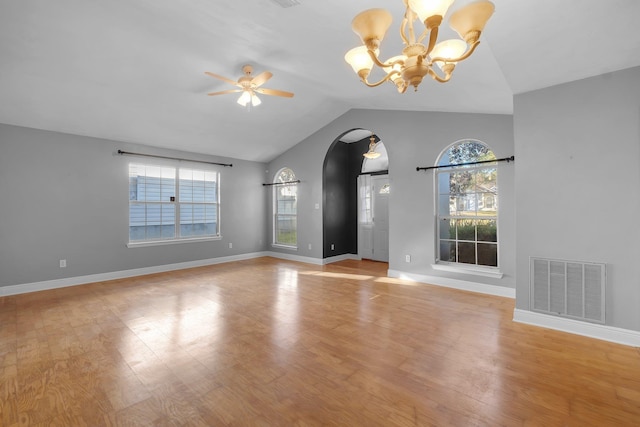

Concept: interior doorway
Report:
left=322, top=128, right=390, bottom=260
left=357, top=174, right=389, bottom=262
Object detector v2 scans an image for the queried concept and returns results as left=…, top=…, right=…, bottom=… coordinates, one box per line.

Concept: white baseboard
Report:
left=322, top=254, right=360, bottom=265
left=513, top=309, right=640, bottom=347
left=0, top=252, right=270, bottom=297
left=0, top=252, right=360, bottom=297
left=265, top=251, right=358, bottom=265
left=265, top=251, right=323, bottom=265
left=387, top=269, right=516, bottom=298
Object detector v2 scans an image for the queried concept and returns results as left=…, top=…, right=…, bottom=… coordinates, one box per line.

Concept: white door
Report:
left=357, top=175, right=389, bottom=262
left=371, top=175, right=389, bottom=262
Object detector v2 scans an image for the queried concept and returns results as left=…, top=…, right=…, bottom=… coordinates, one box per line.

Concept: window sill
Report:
left=432, top=263, right=503, bottom=279
left=272, top=244, right=298, bottom=251
left=127, top=235, right=222, bottom=248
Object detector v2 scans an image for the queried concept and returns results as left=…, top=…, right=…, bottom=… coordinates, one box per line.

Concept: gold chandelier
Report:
left=344, top=0, right=495, bottom=93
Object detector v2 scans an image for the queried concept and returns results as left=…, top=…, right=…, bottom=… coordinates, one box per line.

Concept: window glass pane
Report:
left=450, top=170, right=475, bottom=194
left=457, top=219, right=475, bottom=241
left=205, top=204, right=218, bottom=235
left=457, top=242, right=476, bottom=264
left=180, top=203, right=192, bottom=221
left=437, top=173, right=450, bottom=195
left=477, top=167, right=497, bottom=190
left=455, top=194, right=477, bottom=216
left=439, top=218, right=455, bottom=240
left=129, top=177, right=138, bottom=201
left=129, top=203, right=145, bottom=227
left=440, top=141, right=496, bottom=166
left=205, top=180, right=216, bottom=202
left=360, top=182, right=372, bottom=224
left=438, top=195, right=455, bottom=216
left=477, top=243, right=498, bottom=266
left=179, top=169, right=193, bottom=202
left=439, top=241, right=456, bottom=262
left=477, top=219, right=497, bottom=242
left=276, top=215, right=297, bottom=245
left=478, top=193, right=497, bottom=215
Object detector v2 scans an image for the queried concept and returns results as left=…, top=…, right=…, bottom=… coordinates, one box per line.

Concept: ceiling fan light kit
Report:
left=205, top=65, right=294, bottom=110
left=344, top=0, right=495, bottom=93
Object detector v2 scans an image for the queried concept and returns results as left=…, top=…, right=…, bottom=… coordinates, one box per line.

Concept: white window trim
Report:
left=431, top=263, right=503, bottom=279
left=271, top=243, right=298, bottom=251
left=127, top=235, right=222, bottom=248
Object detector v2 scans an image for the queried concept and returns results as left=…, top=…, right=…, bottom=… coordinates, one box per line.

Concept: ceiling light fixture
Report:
left=205, top=65, right=293, bottom=111
left=236, top=89, right=261, bottom=109
left=363, top=134, right=381, bottom=159
left=344, top=0, right=494, bottom=93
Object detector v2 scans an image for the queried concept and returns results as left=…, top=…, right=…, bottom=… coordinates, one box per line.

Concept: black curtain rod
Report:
left=117, top=150, right=233, bottom=167
left=416, top=155, right=514, bottom=171
left=262, top=180, right=301, bottom=187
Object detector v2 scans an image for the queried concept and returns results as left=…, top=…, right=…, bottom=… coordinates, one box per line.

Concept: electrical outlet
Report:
left=405, top=255, right=411, bottom=263
left=331, top=244, right=335, bottom=250
left=308, top=244, right=312, bottom=250
left=228, top=242, right=233, bottom=249
left=59, top=259, right=67, bottom=268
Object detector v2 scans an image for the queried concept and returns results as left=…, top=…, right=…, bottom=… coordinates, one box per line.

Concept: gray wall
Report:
left=514, top=66, right=640, bottom=331
left=0, top=123, right=267, bottom=287
left=269, top=109, right=515, bottom=289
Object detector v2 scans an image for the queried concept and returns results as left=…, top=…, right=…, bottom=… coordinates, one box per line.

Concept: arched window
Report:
left=273, top=168, right=297, bottom=247
left=435, top=140, right=498, bottom=267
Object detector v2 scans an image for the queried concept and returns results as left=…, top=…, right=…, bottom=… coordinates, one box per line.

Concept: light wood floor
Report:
left=1, top=258, right=639, bottom=426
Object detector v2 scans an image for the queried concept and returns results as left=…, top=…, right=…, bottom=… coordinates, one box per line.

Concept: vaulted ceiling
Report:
left=1, top=0, right=639, bottom=162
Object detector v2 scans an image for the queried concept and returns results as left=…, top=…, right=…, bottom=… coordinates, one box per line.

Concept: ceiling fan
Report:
left=205, top=65, right=294, bottom=108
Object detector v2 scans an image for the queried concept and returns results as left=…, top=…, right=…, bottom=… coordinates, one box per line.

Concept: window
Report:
left=359, top=174, right=372, bottom=224
left=273, top=168, right=297, bottom=247
left=436, top=140, right=498, bottom=267
left=129, top=163, right=219, bottom=243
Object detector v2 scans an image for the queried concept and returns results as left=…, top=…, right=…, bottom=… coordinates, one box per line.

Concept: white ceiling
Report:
left=1, top=0, right=639, bottom=163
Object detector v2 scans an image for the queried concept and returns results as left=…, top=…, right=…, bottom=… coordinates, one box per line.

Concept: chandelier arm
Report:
left=362, top=70, right=401, bottom=87
left=425, top=26, right=440, bottom=56
left=416, top=27, right=430, bottom=45
left=400, top=14, right=411, bottom=45
left=428, top=67, right=452, bottom=83
left=429, top=40, right=480, bottom=66
left=366, top=49, right=403, bottom=70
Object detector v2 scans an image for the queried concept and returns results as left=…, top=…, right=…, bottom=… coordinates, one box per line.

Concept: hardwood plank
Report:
left=1, top=257, right=639, bottom=425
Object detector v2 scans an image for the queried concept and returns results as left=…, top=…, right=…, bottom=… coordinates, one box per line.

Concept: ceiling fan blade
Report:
left=251, top=71, right=273, bottom=88
left=204, top=71, right=241, bottom=87
left=207, top=89, right=242, bottom=96
left=255, top=87, right=294, bottom=98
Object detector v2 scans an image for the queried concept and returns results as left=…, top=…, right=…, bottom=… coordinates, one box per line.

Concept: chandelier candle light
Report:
left=344, top=0, right=494, bottom=93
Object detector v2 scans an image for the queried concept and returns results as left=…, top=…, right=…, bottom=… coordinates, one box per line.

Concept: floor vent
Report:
left=530, top=257, right=605, bottom=324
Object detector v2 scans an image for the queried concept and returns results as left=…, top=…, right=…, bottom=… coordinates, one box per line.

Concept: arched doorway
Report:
left=322, top=128, right=389, bottom=261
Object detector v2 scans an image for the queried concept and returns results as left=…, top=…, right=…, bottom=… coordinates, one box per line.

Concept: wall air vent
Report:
left=269, top=0, right=301, bottom=7
left=530, top=257, right=605, bottom=324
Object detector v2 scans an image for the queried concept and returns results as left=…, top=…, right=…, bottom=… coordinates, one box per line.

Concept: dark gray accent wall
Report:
left=322, top=137, right=370, bottom=258
left=0, top=123, right=267, bottom=288
left=514, top=66, right=640, bottom=331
